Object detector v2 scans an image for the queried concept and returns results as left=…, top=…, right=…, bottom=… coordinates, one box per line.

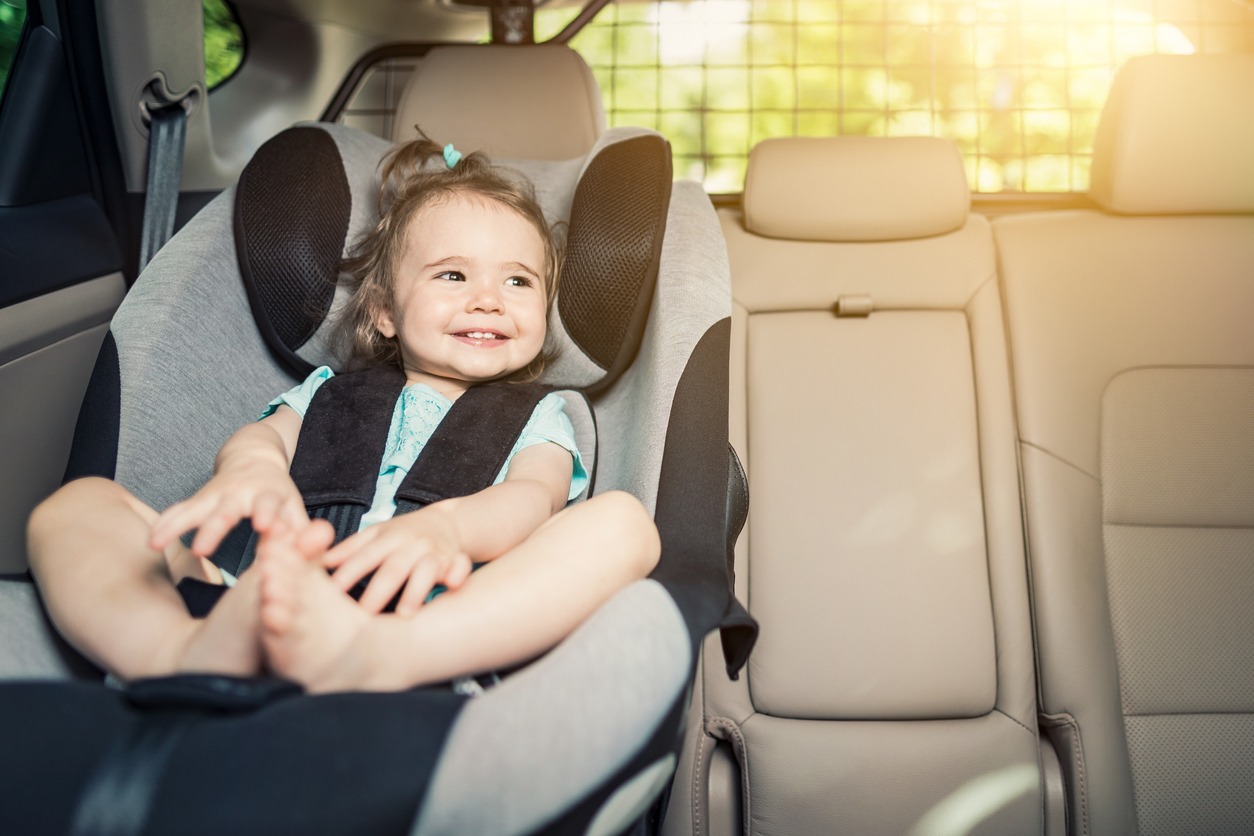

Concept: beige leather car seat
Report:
left=993, top=53, right=1254, bottom=836
left=666, top=136, right=1046, bottom=835
left=391, top=44, right=606, bottom=159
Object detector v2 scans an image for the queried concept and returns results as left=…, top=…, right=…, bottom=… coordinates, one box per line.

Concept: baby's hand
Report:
left=150, top=457, right=307, bottom=558
left=323, top=507, right=472, bottom=616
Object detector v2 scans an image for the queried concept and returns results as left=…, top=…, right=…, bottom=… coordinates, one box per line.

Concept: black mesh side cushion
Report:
left=235, top=127, right=350, bottom=380
left=559, top=135, right=672, bottom=390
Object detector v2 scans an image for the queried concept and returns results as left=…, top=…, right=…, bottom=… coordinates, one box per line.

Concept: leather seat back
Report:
left=668, top=136, right=1043, bottom=835
left=993, top=53, right=1254, bottom=836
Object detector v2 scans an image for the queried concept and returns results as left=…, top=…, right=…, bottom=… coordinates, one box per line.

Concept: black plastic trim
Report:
left=652, top=318, right=758, bottom=679
left=0, top=25, right=92, bottom=206
left=0, top=195, right=122, bottom=309
left=58, top=0, right=134, bottom=282
left=63, top=330, right=121, bottom=484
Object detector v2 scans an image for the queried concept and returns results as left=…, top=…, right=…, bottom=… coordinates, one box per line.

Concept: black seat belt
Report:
left=137, top=102, right=188, bottom=274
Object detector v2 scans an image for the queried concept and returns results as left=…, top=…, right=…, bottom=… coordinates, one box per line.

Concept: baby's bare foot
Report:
left=172, top=570, right=265, bottom=677
left=258, top=523, right=377, bottom=692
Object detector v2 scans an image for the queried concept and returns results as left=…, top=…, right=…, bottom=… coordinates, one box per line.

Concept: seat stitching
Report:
left=1020, top=439, right=1099, bottom=482
left=706, top=716, right=751, bottom=836
left=691, top=733, right=710, bottom=836
left=1103, top=521, right=1254, bottom=531
left=1041, top=712, right=1090, bottom=836
left=994, top=707, right=1038, bottom=737
left=962, top=270, right=998, bottom=310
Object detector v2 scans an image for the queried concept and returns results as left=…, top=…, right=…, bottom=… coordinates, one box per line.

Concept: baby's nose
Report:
left=469, top=286, right=504, bottom=312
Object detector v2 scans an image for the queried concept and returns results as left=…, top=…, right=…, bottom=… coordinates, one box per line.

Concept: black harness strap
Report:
left=288, top=365, right=407, bottom=513
left=210, top=368, right=550, bottom=591
left=393, top=382, right=550, bottom=513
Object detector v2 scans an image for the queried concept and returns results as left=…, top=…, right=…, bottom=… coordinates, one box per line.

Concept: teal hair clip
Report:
left=443, top=143, right=463, bottom=169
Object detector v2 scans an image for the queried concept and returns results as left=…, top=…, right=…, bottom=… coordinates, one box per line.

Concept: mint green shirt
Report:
left=262, top=366, right=588, bottom=532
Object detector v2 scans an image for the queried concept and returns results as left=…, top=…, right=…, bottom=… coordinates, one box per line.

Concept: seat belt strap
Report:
left=137, top=103, right=188, bottom=273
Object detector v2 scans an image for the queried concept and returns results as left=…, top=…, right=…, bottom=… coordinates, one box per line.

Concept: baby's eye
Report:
left=435, top=270, right=466, bottom=282
left=506, top=276, right=534, bottom=288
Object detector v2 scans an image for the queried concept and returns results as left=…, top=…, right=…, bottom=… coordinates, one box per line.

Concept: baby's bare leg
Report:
left=27, top=477, right=264, bottom=681
left=260, top=490, right=660, bottom=693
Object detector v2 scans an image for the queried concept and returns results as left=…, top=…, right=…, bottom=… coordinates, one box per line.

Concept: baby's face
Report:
left=377, top=194, right=548, bottom=390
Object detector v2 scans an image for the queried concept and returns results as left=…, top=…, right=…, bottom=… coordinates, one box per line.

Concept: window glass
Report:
left=204, top=0, right=244, bottom=90
left=539, top=0, right=1254, bottom=193
left=0, top=0, right=26, bottom=103
left=337, top=58, right=426, bottom=139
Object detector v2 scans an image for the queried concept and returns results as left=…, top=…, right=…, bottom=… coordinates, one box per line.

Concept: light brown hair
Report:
left=336, top=132, right=562, bottom=382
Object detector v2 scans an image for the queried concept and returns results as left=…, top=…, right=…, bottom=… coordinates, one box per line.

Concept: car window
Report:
left=537, top=0, right=1254, bottom=193
left=338, top=57, right=426, bottom=139
left=204, top=0, right=244, bottom=90
left=0, top=0, right=26, bottom=103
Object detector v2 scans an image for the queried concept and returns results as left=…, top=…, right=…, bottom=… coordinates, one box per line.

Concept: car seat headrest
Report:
left=1088, top=54, right=1254, bottom=215
left=391, top=45, right=606, bottom=161
left=234, top=123, right=671, bottom=392
left=234, top=128, right=350, bottom=375
left=743, top=136, right=969, bottom=242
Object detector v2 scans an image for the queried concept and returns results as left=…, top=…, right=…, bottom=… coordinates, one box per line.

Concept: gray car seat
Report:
left=0, top=108, right=753, bottom=835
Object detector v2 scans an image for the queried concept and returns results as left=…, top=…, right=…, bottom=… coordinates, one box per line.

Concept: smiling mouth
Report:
left=452, top=330, right=509, bottom=346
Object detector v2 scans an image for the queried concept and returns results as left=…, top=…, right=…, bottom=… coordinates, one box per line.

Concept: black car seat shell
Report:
left=0, top=47, right=753, bottom=835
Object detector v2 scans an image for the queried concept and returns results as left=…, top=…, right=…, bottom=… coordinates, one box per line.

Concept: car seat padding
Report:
left=558, top=133, right=671, bottom=389
left=234, top=126, right=350, bottom=380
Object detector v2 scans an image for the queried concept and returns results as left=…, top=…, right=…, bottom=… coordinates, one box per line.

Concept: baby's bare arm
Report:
left=323, top=441, right=574, bottom=614
left=442, top=440, right=574, bottom=559
left=150, top=405, right=306, bottom=557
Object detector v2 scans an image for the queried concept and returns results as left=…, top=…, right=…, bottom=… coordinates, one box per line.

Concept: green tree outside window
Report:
left=0, top=0, right=26, bottom=103
left=204, top=0, right=243, bottom=90
left=539, top=0, right=1246, bottom=193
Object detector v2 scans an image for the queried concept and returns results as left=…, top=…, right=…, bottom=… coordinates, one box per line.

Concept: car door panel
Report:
left=0, top=275, right=125, bottom=573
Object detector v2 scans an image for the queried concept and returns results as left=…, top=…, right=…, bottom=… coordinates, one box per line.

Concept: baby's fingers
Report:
left=329, top=532, right=398, bottom=591
left=323, top=525, right=380, bottom=570
left=295, top=518, right=336, bottom=561
left=394, top=558, right=442, bottom=617
left=150, top=494, right=219, bottom=550
left=189, top=501, right=247, bottom=556
left=358, top=552, right=423, bottom=614
left=250, top=493, right=282, bottom=533
left=442, top=553, right=473, bottom=592
left=279, top=495, right=311, bottom=532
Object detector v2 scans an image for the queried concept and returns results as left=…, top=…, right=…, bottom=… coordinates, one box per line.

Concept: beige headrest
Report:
left=392, top=45, right=606, bottom=160
left=742, top=137, right=969, bottom=242
left=1089, top=54, right=1254, bottom=215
